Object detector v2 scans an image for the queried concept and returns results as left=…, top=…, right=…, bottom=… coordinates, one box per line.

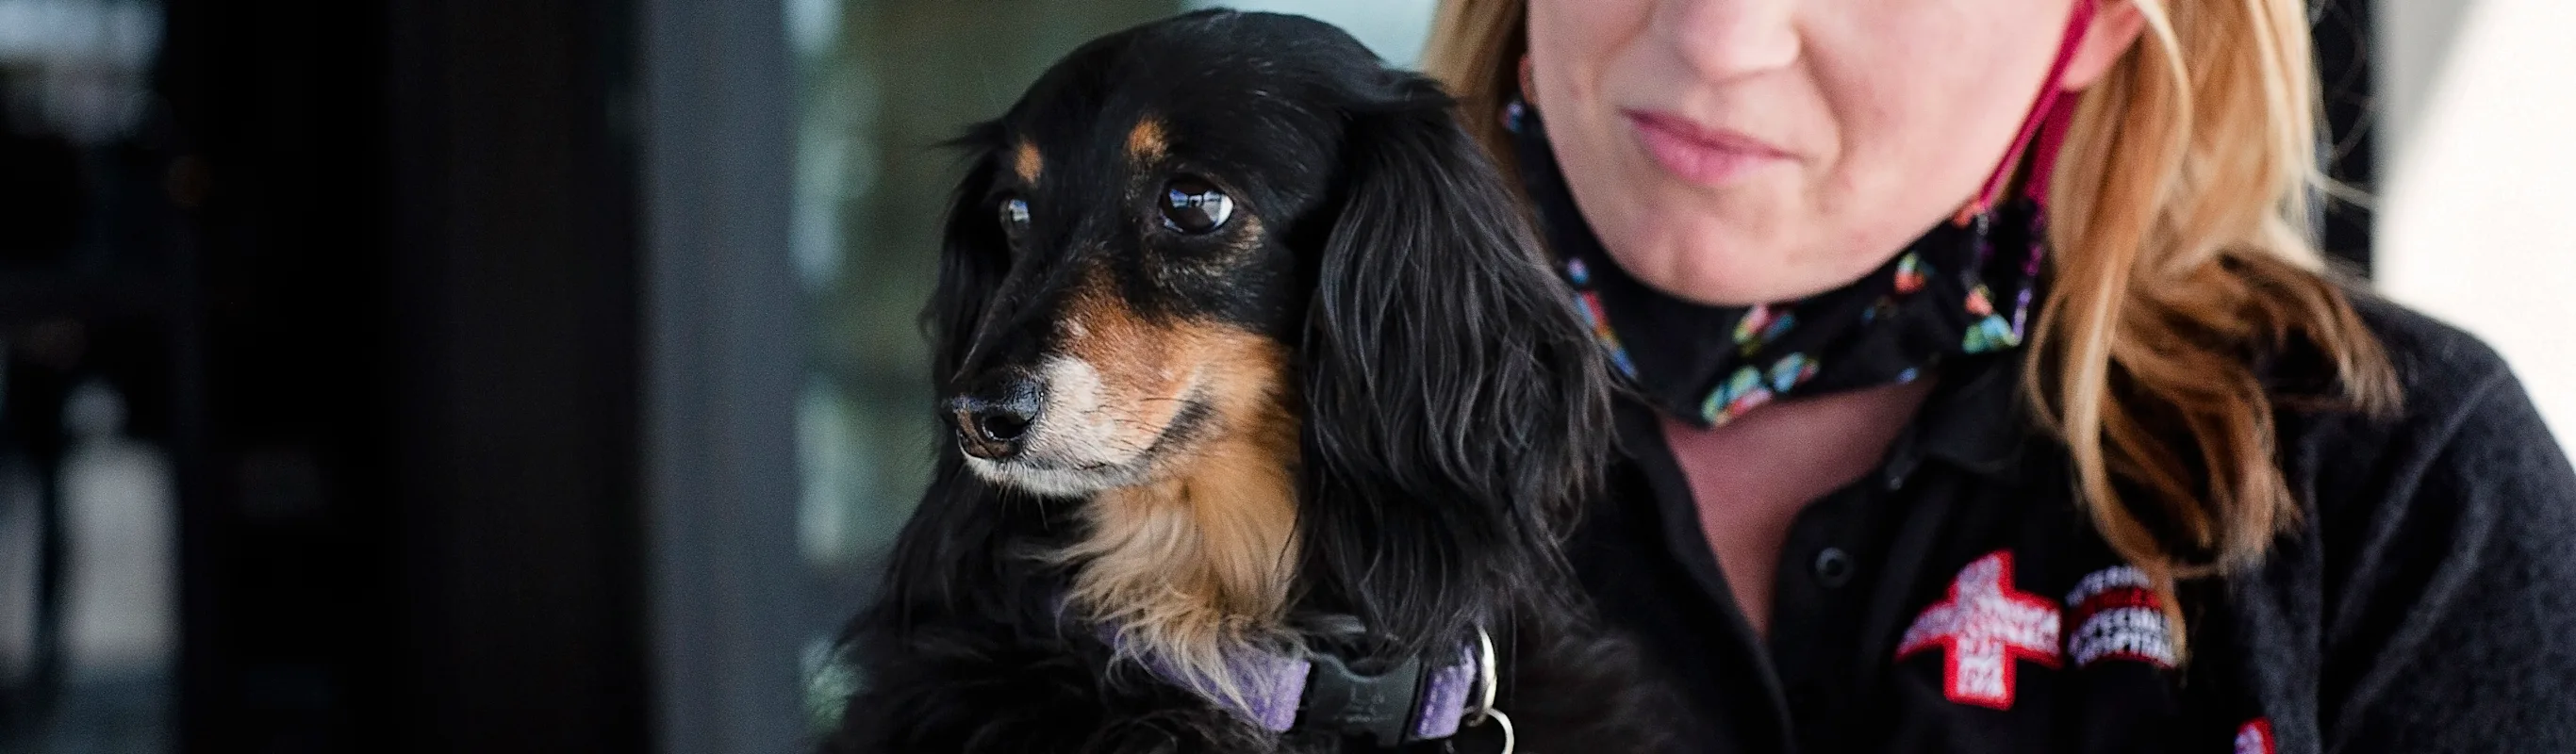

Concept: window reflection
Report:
left=0, top=0, right=173, bottom=748
left=1, top=339, right=177, bottom=750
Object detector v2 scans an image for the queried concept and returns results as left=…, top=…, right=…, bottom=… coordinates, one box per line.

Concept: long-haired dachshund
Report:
left=823, top=11, right=1665, bottom=753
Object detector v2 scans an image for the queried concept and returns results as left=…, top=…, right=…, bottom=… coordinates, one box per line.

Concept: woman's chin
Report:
left=1603, top=231, right=1869, bottom=307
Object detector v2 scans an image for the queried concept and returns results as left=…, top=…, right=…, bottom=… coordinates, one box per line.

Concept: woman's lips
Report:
left=1625, top=109, right=1792, bottom=187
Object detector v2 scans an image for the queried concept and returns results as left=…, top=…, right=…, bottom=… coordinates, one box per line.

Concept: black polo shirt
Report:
left=1567, top=292, right=2576, bottom=753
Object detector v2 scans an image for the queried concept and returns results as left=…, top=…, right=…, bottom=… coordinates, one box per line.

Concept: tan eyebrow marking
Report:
left=1126, top=116, right=1167, bottom=165
left=1014, top=141, right=1043, bottom=184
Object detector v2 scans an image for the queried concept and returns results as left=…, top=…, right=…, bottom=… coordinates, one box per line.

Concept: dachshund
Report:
left=821, top=10, right=1668, bottom=753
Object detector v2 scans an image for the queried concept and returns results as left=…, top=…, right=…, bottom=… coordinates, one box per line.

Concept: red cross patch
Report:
left=1896, top=550, right=2062, bottom=709
left=2234, top=718, right=2276, bottom=754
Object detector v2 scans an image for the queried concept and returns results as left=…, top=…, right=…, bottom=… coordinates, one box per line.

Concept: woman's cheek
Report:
left=1524, top=0, right=1640, bottom=111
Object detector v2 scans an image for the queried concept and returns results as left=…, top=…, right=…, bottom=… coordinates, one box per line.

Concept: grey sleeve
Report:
left=2320, top=366, right=2576, bottom=752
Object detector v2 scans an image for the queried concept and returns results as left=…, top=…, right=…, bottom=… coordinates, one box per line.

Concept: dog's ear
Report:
left=924, top=120, right=1015, bottom=383
left=1296, top=73, right=1613, bottom=650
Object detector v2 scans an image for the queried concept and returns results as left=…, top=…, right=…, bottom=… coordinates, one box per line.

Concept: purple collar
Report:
left=1111, top=625, right=1496, bottom=746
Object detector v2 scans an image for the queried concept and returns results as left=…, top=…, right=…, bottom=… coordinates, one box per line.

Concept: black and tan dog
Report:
left=824, top=11, right=1664, bottom=753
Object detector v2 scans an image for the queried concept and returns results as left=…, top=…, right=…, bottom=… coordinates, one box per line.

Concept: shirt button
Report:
left=1813, top=547, right=1857, bottom=588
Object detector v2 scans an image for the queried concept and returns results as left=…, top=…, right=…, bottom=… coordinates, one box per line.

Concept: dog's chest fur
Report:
left=1052, top=361, right=1303, bottom=709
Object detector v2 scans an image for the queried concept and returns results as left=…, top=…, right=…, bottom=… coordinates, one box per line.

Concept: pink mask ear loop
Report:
left=1955, top=0, right=2100, bottom=224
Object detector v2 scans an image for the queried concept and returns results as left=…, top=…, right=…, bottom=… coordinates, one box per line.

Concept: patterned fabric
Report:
left=1507, top=100, right=2050, bottom=428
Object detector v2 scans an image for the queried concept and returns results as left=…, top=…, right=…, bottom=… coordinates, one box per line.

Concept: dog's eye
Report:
left=999, top=197, right=1032, bottom=242
left=1160, top=178, right=1233, bottom=235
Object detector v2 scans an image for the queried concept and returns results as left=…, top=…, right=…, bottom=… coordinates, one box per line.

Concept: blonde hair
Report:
left=1426, top=0, right=2395, bottom=625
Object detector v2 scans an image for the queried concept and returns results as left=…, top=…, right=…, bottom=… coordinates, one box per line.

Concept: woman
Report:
left=1424, top=0, right=2576, bottom=751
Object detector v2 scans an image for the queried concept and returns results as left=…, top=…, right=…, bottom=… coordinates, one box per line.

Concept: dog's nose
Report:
left=943, top=385, right=1041, bottom=461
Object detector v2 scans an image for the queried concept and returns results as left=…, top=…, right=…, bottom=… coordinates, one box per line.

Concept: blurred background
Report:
left=0, top=0, right=2561, bottom=751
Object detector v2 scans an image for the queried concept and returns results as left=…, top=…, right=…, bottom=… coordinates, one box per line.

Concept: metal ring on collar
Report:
left=1468, top=626, right=1500, bottom=727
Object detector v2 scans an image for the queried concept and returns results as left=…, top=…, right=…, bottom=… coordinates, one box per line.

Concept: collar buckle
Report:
left=1301, top=650, right=1427, bottom=746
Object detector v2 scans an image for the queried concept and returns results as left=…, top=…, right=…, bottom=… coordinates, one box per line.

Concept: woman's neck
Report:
left=1660, top=377, right=1936, bottom=638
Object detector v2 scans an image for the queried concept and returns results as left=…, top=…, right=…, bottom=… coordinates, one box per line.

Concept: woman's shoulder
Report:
left=2266, top=287, right=2527, bottom=444
left=2274, top=287, right=2566, bottom=501
left=2249, top=288, right=2576, bottom=752
left=2272, top=286, right=2576, bottom=608
left=2342, top=287, right=2519, bottom=406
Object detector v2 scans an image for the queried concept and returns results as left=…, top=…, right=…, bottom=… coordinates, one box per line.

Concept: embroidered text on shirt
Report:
left=2063, top=565, right=2178, bottom=668
left=1896, top=550, right=2062, bottom=709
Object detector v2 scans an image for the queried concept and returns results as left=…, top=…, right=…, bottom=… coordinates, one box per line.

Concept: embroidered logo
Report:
left=1896, top=550, right=2062, bottom=709
left=2234, top=717, right=2277, bottom=754
left=2064, top=565, right=2177, bottom=668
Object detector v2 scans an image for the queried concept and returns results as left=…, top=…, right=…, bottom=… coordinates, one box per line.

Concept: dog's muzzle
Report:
left=944, top=379, right=1041, bottom=462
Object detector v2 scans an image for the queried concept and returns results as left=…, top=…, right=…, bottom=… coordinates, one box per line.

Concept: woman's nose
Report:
left=1659, top=0, right=1803, bottom=81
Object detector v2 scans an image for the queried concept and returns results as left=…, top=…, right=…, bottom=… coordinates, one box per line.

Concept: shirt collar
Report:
left=1609, top=350, right=2033, bottom=485
left=1882, top=352, right=2033, bottom=484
